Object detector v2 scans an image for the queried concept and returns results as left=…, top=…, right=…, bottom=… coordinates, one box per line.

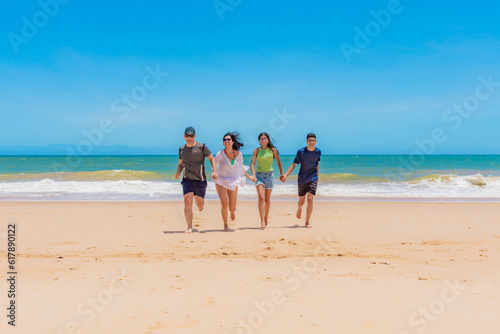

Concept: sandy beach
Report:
left=1, top=200, right=499, bottom=333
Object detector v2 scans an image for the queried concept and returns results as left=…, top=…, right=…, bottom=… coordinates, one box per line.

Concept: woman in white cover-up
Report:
left=214, top=132, right=256, bottom=231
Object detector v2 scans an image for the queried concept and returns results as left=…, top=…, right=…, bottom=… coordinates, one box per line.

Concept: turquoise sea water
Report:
left=1, top=155, right=499, bottom=200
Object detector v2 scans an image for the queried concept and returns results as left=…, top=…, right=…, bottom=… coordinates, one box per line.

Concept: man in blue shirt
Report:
left=284, top=133, right=321, bottom=228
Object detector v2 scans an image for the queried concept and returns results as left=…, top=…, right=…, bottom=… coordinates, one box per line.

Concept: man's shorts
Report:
left=182, top=178, right=208, bottom=198
left=255, top=171, right=274, bottom=189
left=298, top=181, right=318, bottom=197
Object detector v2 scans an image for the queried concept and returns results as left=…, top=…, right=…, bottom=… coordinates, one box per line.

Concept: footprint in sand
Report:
left=145, top=321, right=168, bottom=332
left=203, top=297, right=215, bottom=306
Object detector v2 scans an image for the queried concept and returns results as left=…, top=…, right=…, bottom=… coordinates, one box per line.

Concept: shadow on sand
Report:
left=163, top=224, right=307, bottom=234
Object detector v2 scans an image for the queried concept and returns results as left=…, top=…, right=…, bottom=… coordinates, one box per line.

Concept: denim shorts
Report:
left=255, top=171, right=274, bottom=189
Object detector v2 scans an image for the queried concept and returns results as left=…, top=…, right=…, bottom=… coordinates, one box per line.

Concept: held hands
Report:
left=212, top=172, right=218, bottom=180
left=249, top=174, right=257, bottom=183
left=280, top=175, right=286, bottom=183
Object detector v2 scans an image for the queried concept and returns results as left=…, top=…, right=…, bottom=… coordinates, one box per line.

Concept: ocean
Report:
left=0, top=155, right=499, bottom=201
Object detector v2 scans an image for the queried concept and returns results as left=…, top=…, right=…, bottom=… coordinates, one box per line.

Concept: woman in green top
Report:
left=250, top=132, right=285, bottom=228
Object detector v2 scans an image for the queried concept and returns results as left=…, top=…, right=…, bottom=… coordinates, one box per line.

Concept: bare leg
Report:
left=264, top=188, right=272, bottom=226
left=228, top=187, right=238, bottom=221
left=216, top=184, right=229, bottom=231
left=256, top=185, right=266, bottom=228
left=194, top=195, right=204, bottom=211
left=297, top=195, right=306, bottom=219
left=305, top=192, right=314, bottom=228
left=183, top=193, right=194, bottom=233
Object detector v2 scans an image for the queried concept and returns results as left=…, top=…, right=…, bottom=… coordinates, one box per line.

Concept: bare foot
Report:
left=198, top=206, right=203, bottom=212
left=296, top=206, right=302, bottom=219
left=305, top=222, right=312, bottom=228
left=260, top=222, right=266, bottom=229
left=223, top=225, right=230, bottom=232
left=185, top=228, right=193, bottom=234
left=264, top=220, right=269, bottom=227
left=230, top=211, right=236, bottom=220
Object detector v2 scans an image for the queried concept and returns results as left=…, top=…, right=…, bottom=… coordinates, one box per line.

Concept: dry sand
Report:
left=0, top=200, right=499, bottom=333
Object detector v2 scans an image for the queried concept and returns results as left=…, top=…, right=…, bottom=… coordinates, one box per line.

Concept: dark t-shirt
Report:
left=293, top=147, right=321, bottom=184
left=179, top=142, right=212, bottom=181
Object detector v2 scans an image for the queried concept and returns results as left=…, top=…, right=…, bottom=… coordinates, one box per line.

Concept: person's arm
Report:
left=245, top=170, right=257, bottom=183
left=207, top=154, right=218, bottom=180
left=316, top=151, right=321, bottom=176
left=283, top=163, right=298, bottom=182
left=284, top=150, right=301, bottom=182
left=250, top=148, right=258, bottom=176
left=273, top=148, right=285, bottom=182
left=236, top=151, right=256, bottom=182
left=175, top=159, right=183, bottom=179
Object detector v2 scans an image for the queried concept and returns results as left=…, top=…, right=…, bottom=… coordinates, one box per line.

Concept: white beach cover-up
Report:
left=213, top=150, right=249, bottom=190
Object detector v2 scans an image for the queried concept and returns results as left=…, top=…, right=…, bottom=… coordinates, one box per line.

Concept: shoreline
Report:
left=1, top=196, right=500, bottom=203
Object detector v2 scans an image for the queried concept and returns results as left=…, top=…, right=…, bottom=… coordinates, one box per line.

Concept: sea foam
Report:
left=0, top=173, right=499, bottom=200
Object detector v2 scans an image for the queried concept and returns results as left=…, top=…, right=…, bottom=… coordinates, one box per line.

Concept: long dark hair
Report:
left=223, top=131, right=244, bottom=151
left=258, top=132, right=278, bottom=155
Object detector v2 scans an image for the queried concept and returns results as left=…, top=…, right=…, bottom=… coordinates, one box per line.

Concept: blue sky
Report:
left=1, top=0, right=500, bottom=155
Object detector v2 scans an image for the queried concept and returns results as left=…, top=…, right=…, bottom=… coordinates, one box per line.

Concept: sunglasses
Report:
left=223, top=138, right=232, bottom=142
left=185, top=134, right=194, bottom=138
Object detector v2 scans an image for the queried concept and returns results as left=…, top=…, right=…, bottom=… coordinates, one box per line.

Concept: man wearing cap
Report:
left=175, top=127, right=218, bottom=233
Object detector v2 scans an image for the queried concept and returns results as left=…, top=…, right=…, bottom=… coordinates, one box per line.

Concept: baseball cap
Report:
left=184, top=127, right=196, bottom=135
